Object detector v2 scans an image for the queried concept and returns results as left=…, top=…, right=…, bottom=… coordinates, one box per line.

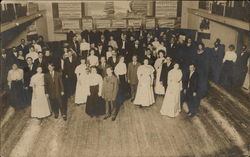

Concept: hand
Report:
left=61, top=92, right=64, bottom=96
left=65, top=75, right=68, bottom=78
left=46, top=94, right=49, bottom=98
left=98, top=92, right=101, bottom=97
left=24, top=87, right=28, bottom=90
left=160, top=81, right=163, bottom=85
left=183, top=89, right=186, bottom=94
left=127, top=80, right=130, bottom=83
left=193, top=92, right=197, bottom=97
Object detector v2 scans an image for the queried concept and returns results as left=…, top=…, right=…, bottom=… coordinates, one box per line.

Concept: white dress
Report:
left=75, top=64, right=90, bottom=104
left=160, top=69, right=183, bottom=117
left=154, top=58, right=165, bottom=95
left=134, top=65, right=155, bottom=106
left=30, top=73, right=51, bottom=118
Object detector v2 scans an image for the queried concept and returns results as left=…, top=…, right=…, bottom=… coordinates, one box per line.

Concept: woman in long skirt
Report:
left=75, top=57, right=89, bottom=105
left=134, top=58, right=155, bottom=107
left=85, top=66, right=105, bottom=117
left=7, top=63, right=28, bottom=110
left=154, top=51, right=166, bottom=95
left=114, top=56, right=129, bottom=106
left=160, top=63, right=183, bottom=117
left=30, top=66, right=51, bottom=118
left=220, top=45, right=237, bottom=88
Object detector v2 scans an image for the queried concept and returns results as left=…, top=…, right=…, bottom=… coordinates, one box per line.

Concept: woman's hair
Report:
left=118, top=55, right=125, bottom=62
left=229, top=44, right=235, bottom=50
left=36, top=65, right=43, bottom=70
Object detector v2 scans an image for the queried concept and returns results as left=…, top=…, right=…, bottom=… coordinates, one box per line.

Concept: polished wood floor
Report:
left=1, top=84, right=249, bottom=157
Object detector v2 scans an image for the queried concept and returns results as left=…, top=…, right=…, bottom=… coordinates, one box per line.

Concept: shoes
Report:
left=104, top=115, right=111, bottom=120
left=139, top=105, right=143, bottom=108
left=112, top=116, right=116, bottom=121
left=188, top=113, right=196, bottom=117
left=54, top=115, right=59, bottom=119
left=131, top=98, right=134, bottom=102
left=63, top=116, right=67, bottom=121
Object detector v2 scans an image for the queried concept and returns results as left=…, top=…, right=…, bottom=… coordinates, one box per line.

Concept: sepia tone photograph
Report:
left=0, top=0, right=249, bottom=157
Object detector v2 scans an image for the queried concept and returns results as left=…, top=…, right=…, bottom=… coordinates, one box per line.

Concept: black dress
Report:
left=85, top=74, right=105, bottom=117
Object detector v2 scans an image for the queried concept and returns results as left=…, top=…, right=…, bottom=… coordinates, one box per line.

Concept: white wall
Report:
left=187, top=13, right=238, bottom=49
left=181, top=1, right=199, bottom=29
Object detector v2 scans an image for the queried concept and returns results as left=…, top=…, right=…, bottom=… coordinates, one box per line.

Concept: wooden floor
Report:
left=1, top=85, right=249, bottom=157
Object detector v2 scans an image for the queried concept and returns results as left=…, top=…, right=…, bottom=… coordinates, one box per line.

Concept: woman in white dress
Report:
left=75, top=57, right=89, bottom=105
left=87, top=49, right=99, bottom=66
left=30, top=66, right=51, bottom=118
left=134, top=58, right=155, bottom=107
left=160, top=63, right=183, bottom=117
left=154, top=51, right=166, bottom=96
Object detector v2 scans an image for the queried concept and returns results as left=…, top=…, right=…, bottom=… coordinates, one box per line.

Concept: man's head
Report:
left=189, top=64, right=195, bottom=72
left=26, top=57, right=33, bottom=65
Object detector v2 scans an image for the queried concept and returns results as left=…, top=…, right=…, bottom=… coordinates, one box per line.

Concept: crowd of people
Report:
left=1, top=28, right=249, bottom=121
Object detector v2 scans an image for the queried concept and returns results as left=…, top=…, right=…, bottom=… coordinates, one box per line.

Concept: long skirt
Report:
left=154, top=67, right=165, bottom=95
left=220, top=61, right=234, bottom=88
left=85, top=85, right=105, bottom=116
left=9, top=80, right=28, bottom=110
left=75, top=76, right=89, bottom=104
left=116, top=75, right=129, bottom=106
left=31, top=85, right=51, bottom=118
left=160, top=83, right=181, bottom=117
left=134, top=76, right=155, bottom=107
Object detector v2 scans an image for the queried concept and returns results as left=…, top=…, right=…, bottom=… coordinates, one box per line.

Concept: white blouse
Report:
left=75, top=64, right=87, bottom=77
left=223, top=51, right=237, bottom=63
left=88, top=73, right=103, bottom=95
left=7, top=69, right=23, bottom=82
left=26, top=51, right=38, bottom=62
left=80, top=42, right=90, bottom=51
left=106, top=51, right=112, bottom=60
left=114, top=62, right=127, bottom=76
left=87, top=55, right=99, bottom=66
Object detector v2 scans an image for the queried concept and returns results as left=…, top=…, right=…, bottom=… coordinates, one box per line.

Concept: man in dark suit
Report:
left=8, top=47, right=18, bottom=66
left=107, top=51, right=119, bottom=69
left=96, top=43, right=106, bottom=59
left=69, top=35, right=80, bottom=56
left=167, top=38, right=178, bottom=61
left=33, top=52, right=48, bottom=73
left=63, top=50, right=78, bottom=98
left=0, top=50, right=9, bottom=91
left=118, top=34, right=129, bottom=56
left=17, top=39, right=29, bottom=57
left=97, top=56, right=108, bottom=78
left=23, top=57, right=36, bottom=105
left=234, top=45, right=250, bottom=87
left=127, top=55, right=141, bottom=101
left=45, top=63, right=66, bottom=120
left=209, top=40, right=225, bottom=83
left=144, top=48, right=156, bottom=66
left=160, top=57, right=174, bottom=91
left=183, top=64, right=199, bottom=117
left=99, top=34, right=108, bottom=53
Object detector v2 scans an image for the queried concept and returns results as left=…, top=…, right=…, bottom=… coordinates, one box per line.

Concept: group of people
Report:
left=1, top=28, right=249, bottom=121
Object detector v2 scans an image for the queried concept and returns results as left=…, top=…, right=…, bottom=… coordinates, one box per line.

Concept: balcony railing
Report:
left=198, top=2, right=249, bottom=23
left=1, top=3, right=39, bottom=24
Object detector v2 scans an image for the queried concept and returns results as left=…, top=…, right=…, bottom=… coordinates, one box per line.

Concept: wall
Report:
left=181, top=1, right=199, bottom=29
left=187, top=13, right=238, bottom=49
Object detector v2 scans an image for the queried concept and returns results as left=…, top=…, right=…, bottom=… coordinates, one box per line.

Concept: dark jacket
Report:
left=183, top=71, right=199, bottom=93
left=45, top=71, right=64, bottom=99
left=160, top=62, right=174, bottom=88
